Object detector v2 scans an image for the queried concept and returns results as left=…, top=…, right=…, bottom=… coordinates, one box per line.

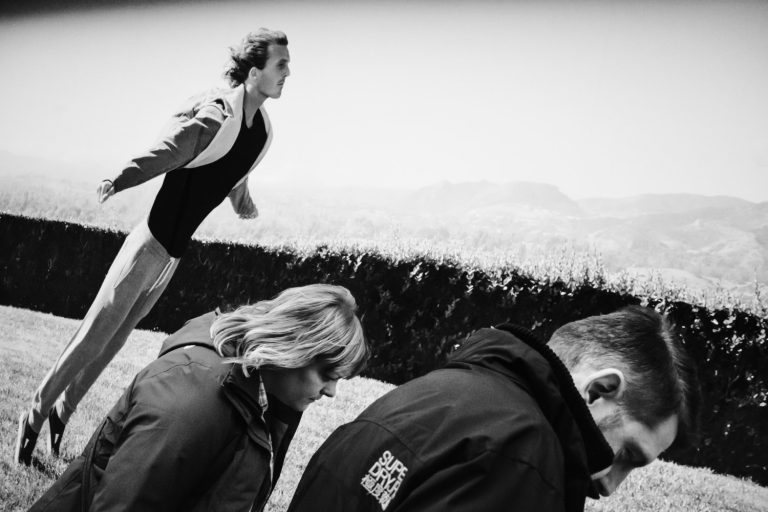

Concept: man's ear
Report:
left=247, top=66, right=262, bottom=81
left=583, top=368, right=625, bottom=405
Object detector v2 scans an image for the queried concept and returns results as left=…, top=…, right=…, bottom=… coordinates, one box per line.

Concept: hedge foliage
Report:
left=1, top=213, right=766, bottom=485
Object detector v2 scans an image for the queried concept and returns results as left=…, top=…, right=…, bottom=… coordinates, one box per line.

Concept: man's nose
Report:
left=322, top=380, right=337, bottom=398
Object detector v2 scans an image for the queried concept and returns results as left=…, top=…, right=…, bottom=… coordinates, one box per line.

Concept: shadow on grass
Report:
left=30, top=457, right=60, bottom=480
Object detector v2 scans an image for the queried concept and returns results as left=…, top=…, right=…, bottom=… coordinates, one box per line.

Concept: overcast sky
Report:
left=1, top=0, right=767, bottom=200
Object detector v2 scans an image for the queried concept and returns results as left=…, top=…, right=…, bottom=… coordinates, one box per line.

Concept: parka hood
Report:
left=157, top=311, right=273, bottom=449
left=446, top=324, right=614, bottom=487
left=157, top=309, right=302, bottom=484
left=158, top=310, right=220, bottom=356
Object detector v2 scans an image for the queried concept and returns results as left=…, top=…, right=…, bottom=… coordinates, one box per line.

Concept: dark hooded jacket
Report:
left=287, top=325, right=614, bottom=512
left=30, top=311, right=302, bottom=512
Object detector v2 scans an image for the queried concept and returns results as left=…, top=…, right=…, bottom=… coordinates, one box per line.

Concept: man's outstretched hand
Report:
left=97, top=180, right=115, bottom=203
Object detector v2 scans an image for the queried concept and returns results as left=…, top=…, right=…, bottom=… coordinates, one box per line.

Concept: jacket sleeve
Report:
left=110, top=104, right=224, bottom=193
left=394, top=452, right=564, bottom=512
left=28, top=454, right=89, bottom=511
left=289, top=421, right=564, bottom=512
left=88, top=364, right=241, bottom=512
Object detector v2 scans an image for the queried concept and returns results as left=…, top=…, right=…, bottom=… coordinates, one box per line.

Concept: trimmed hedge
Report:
left=1, top=213, right=766, bottom=485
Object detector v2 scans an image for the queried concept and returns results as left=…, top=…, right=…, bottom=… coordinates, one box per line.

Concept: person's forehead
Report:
left=268, top=44, right=290, bottom=62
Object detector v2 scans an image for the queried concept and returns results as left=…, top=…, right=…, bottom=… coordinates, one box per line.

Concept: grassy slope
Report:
left=0, top=306, right=765, bottom=512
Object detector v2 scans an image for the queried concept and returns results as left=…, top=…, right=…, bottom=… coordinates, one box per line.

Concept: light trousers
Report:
left=28, top=221, right=179, bottom=431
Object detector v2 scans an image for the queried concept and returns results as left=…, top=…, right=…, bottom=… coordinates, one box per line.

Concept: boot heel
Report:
left=48, top=408, right=66, bottom=457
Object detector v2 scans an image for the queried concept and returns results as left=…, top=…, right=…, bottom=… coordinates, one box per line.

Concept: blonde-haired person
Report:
left=29, top=284, right=369, bottom=512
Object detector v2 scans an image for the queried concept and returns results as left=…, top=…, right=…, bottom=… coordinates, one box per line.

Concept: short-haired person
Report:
left=16, top=29, right=291, bottom=465
left=287, top=306, right=701, bottom=512
left=29, top=284, right=369, bottom=512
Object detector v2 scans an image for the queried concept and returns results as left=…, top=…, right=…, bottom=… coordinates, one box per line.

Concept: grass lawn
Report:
left=1, top=305, right=766, bottom=511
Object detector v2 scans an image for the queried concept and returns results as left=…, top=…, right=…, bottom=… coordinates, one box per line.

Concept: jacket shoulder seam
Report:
left=353, top=418, right=428, bottom=466
left=138, top=359, right=223, bottom=388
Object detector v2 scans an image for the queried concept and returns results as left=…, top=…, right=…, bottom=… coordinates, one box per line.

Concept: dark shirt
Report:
left=148, top=109, right=267, bottom=257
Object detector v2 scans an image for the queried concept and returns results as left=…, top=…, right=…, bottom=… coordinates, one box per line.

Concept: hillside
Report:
left=1, top=160, right=767, bottom=306
left=397, top=182, right=768, bottom=297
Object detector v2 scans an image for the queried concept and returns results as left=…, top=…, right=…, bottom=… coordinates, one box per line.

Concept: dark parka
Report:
left=287, top=325, right=615, bottom=512
left=30, top=311, right=302, bottom=512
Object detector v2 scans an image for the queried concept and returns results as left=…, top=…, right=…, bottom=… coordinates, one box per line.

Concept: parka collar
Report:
left=446, top=324, right=615, bottom=481
left=157, top=310, right=272, bottom=449
left=221, top=365, right=272, bottom=449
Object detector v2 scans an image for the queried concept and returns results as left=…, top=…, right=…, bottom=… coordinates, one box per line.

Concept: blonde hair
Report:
left=211, top=284, right=368, bottom=378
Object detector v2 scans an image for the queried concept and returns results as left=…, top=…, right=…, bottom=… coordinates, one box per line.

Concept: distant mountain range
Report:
left=1, top=151, right=766, bottom=304
left=396, top=181, right=768, bottom=299
left=402, top=179, right=762, bottom=277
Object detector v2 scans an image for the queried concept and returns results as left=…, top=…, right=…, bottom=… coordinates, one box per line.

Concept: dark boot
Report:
left=14, top=412, right=39, bottom=466
left=47, top=408, right=66, bottom=457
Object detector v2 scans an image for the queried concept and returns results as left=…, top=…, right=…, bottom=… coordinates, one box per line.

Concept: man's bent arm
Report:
left=394, top=453, right=564, bottom=512
left=109, top=105, right=224, bottom=194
